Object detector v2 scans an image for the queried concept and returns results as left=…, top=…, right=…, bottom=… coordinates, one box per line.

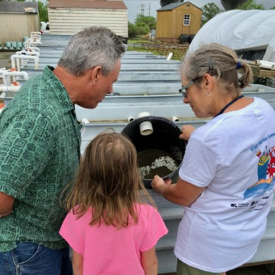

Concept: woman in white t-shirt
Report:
left=151, top=43, right=275, bottom=275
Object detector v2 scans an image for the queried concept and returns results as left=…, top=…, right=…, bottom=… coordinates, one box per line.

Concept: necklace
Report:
left=214, top=95, right=244, bottom=118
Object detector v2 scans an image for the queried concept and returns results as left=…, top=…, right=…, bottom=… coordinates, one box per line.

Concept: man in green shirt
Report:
left=0, top=26, right=125, bottom=275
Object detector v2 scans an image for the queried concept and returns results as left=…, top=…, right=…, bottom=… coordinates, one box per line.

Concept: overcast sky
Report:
left=124, top=0, right=275, bottom=22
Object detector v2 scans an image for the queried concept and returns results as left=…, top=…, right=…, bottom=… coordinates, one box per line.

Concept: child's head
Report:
left=66, top=132, right=153, bottom=228
left=83, top=132, right=141, bottom=197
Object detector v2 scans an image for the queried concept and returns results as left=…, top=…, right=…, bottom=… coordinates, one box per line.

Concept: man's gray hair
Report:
left=58, top=26, right=125, bottom=76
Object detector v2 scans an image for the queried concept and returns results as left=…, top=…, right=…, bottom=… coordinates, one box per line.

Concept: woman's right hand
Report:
left=179, top=125, right=196, bottom=141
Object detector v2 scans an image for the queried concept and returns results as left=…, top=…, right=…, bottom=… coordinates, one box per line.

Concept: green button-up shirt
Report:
left=0, top=66, right=81, bottom=252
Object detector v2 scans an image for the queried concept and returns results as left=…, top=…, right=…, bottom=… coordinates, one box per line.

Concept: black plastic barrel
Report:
left=121, top=116, right=186, bottom=189
left=188, top=34, right=196, bottom=44
left=178, top=34, right=189, bottom=44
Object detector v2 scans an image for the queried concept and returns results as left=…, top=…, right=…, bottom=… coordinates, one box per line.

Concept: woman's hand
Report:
left=151, top=176, right=204, bottom=206
left=151, top=175, right=172, bottom=195
left=179, top=125, right=195, bottom=141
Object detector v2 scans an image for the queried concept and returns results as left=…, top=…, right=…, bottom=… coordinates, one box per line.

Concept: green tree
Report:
left=201, top=2, right=224, bottom=26
left=38, top=1, right=49, bottom=22
left=237, top=0, right=264, bottom=10
left=128, top=22, right=138, bottom=38
left=134, top=14, right=156, bottom=31
left=135, top=22, right=150, bottom=36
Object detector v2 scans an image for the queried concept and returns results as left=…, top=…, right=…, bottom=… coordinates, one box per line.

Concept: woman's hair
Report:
left=182, top=43, right=253, bottom=94
left=65, top=132, right=155, bottom=229
left=57, top=26, right=125, bottom=77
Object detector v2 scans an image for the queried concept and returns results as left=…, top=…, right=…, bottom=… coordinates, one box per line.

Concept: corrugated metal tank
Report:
left=2, top=35, right=275, bottom=274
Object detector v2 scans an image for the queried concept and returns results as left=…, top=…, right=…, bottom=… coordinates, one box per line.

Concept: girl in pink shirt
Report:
left=60, top=132, right=168, bottom=275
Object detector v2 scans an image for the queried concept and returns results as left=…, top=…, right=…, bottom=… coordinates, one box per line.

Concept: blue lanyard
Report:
left=214, top=95, right=244, bottom=118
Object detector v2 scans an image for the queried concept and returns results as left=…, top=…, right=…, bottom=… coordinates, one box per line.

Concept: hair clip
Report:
left=208, top=57, right=214, bottom=70
left=236, top=62, right=242, bottom=69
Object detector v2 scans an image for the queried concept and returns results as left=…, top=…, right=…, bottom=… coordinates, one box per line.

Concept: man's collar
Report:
left=43, top=66, right=75, bottom=113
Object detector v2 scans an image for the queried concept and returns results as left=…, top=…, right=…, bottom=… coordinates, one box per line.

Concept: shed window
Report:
left=183, top=14, right=191, bottom=26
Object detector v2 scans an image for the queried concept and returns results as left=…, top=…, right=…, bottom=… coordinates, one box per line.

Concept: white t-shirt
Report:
left=175, top=97, right=275, bottom=273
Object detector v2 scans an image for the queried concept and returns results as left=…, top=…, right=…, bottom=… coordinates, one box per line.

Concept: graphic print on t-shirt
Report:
left=244, top=133, right=275, bottom=200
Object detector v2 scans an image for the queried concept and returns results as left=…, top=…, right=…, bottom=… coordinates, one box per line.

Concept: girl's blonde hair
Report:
left=65, top=132, right=155, bottom=229
left=182, top=43, right=253, bottom=95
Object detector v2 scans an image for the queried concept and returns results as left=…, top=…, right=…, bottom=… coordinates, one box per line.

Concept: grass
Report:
left=127, top=38, right=188, bottom=61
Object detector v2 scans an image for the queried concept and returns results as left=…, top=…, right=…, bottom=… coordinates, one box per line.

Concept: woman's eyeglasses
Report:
left=179, top=80, right=195, bottom=97
left=179, top=76, right=202, bottom=97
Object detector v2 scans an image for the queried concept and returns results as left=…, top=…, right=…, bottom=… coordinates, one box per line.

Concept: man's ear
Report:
left=90, top=66, right=102, bottom=84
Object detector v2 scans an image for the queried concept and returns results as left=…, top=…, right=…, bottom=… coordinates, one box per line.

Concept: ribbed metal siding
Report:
left=48, top=8, right=128, bottom=37
left=0, top=13, right=39, bottom=42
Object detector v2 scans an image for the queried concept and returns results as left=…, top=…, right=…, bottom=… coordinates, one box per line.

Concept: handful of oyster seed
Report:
left=137, top=149, right=178, bottom=180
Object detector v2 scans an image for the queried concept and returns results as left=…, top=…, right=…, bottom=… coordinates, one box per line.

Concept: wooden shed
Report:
left=48, top=0, right=128, bottom=41
left=156, top=1, right=202, bottom=40
left=0, top=2, right=39, bottom=43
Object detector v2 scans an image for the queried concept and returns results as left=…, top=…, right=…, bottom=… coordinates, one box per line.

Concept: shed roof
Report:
left=157, top=1, right=201, bottom=11
left=0, top=2, right=38, bottom=13
left=49, top=0, right=127, bottom=10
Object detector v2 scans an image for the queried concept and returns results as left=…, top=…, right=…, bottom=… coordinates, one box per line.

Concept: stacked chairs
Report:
left=0, top=35, right=37, bottom=52
left=16, top=42, right=24, bottom=50
left=3, top=42, right=12, bottom=50
left=1, top=40, right=25, bottom=51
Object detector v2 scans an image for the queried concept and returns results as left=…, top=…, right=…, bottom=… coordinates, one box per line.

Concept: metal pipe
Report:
left=137, top=112, right=154, bottom=136
left=81, top=118, right=90, bottom=125
left=256, top=60, right=275, bottom=70
left=167, top=52, right=173, bottom=60
left=2, top=71, right=28, bottom=86
left=3, top=71, right=28, bottom=80
left=25, top=47, right=40, bottom=52
left=0, top=85, right=21, bottom=93
left=2, top=76, right=9, bottom=87
left=16, top=59, right=21, bottom=72
left=11, top=55, right=39, bottom=71
left=25, top=38, right=42, bottom=48
left=14, top=50, right=40, bottom=70
left=172, top=116, right=179, bottom=122
left=128, top=116, right=134, bottom=122
left=16, top=50, right=40, bottom=58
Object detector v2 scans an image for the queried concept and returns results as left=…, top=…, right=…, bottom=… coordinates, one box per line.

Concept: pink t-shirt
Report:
left=59, top=204, right=168, bottom=275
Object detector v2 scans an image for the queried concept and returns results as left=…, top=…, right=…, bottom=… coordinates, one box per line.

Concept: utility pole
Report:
left=138, top=4, right=151, bottom=16
left=141, top=4, right=145, bottom=15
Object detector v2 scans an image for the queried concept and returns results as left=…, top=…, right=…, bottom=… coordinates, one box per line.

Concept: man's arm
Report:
left=0, top=192, right=14, bottom=217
